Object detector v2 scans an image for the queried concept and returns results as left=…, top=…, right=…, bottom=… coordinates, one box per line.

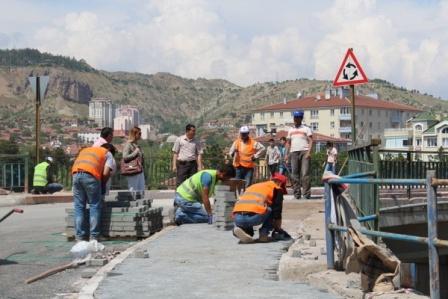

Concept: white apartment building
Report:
left=251, top=89, right=421, bottom=143
left=88, top=98, right=117, bottom=128
left=384, top=112, right=448, bottom=154
left=140, top=124, right=152, bottom=140
left=78, top=132, right=100, bottom=144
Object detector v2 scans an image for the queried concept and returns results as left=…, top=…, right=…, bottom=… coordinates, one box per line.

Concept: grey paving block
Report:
left=214, top=185, right=231, bottom=191
left=81, top=268, right=97, bottom=278
left=87, top=258, right=108, bottom=267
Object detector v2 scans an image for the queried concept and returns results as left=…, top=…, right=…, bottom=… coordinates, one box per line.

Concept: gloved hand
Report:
left=208, top=214, right=213, bottom=225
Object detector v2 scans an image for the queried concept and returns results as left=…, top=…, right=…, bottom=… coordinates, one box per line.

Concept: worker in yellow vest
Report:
left=232, top=173, right=292, bottom=243
left=32, top=157, right=63, bottom=194
left=71, top=143, right=116, bottom=241
left=228, top=126, right=265, bottom=188
left=174, top=164, right=235, bottom=225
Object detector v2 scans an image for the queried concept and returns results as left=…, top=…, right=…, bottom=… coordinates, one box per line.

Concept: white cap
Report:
left=239, top=126, right=250, bottom=133
left=46, top=157, right=54, bottom=163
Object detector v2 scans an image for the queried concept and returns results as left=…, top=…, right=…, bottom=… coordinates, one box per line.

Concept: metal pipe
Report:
left=328, top=177, right=425, bottom=185
left=357, top=214, right=377, bottom=222
left=342, top=171, right=376, bottom=179
left=427, top=170, right=440, bottom=299
left=324, top=182, right=334, bottom=269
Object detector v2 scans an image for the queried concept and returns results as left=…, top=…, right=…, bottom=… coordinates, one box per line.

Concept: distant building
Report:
left=78, top=132, right=100, bottom=144
left=89, top=98, right=117, bottom=127
left=113, top=105, right=140, bottom=132
left=140, top=124, right=152, bottom=140
left=251, top=88, right=421, bottom=143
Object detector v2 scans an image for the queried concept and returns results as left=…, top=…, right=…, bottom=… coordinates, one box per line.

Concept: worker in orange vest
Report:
left=71, top=143, right=116, bottom=241
left=228, top=125, right=265, bottom=188
left=232, top=173, right=292, bottom=243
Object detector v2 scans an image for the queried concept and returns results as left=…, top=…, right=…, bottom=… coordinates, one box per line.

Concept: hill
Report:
left=0, top=48, right=446, bottom=135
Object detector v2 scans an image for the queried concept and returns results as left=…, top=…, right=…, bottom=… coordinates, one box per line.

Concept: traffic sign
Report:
left=28, top=76, right=49, bottom=102
left=333, top=48, right=368, bottom=86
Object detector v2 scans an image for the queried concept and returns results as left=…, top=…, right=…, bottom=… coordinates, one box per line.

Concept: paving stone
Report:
left=81, top=268, right=97, bottom=278
left=309, top=240, right=317, bottom=247
left=87, top=258, right=108, bottom=267
left=215, top=185, right=231, bottom=191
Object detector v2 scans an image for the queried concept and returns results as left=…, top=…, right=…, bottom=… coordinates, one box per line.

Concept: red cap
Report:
left=271, top=173, right=287, bottom=194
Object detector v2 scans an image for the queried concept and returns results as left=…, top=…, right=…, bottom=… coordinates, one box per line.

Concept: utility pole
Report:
left=35, top=76, right=41, bottom=164
left=350, top=84, right=356, bottom=145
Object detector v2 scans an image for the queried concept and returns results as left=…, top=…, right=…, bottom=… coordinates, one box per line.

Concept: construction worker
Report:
left=286, top=110, right=313, bottom=199
left=232, top=173, right=292, bottom=243
left=229, top=125, right=265, bottom=188
left=31, top=157, right=63, bottom=194
left=174, top=164, right=236, bottom=225
left=71, top=143, right=115, bottom=241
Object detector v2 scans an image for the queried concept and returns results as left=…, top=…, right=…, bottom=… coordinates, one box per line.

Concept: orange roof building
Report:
left=251, top=89, right=422, bottom=143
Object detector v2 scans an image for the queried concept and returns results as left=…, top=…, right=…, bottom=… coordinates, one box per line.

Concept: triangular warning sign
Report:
left=333, top=49, right=368, bottom=87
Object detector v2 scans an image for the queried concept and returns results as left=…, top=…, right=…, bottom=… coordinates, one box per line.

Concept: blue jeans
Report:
left=235, top=167, right=254, bottom=188
left=46, top=183, right=63, bottom=194
left=325, top=162, right=335, bottom=173
left=234, top=207, right=272, bottom=235
left=73, top=172, right=102, bottom=240
left=174, top=193, right=208, bottom=224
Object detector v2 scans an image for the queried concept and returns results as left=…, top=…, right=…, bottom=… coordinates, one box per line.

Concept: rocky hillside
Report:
left=0, top=49, right=446, bottom=133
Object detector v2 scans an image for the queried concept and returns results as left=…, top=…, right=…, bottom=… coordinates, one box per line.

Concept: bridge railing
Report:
left=324, top=171, right=446, bottom=299
left=0, top=154, right=29, bottom=192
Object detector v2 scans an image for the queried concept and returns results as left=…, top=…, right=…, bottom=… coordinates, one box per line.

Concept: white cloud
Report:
left=2, top=0, right=448, bottom=98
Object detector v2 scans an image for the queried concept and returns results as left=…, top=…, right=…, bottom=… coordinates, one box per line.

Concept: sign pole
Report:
left=350, top=84, right=356, bottom=145
left=35, top=76, right=41, bottom=164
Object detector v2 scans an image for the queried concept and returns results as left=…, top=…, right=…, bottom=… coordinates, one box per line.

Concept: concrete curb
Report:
left=78, top=226, right=176, bottom=299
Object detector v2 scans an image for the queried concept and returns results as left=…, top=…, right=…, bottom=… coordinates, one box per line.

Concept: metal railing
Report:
left=324, top=170, right=447, bottom=299
left=0, top=154, right=29, bottom=192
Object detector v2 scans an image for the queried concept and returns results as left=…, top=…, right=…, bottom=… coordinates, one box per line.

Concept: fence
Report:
left=324, top=171, right=447, bottom=299
left=0, top=154, right=29, bottom=192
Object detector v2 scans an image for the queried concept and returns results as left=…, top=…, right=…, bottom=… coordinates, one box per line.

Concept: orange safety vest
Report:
left=233, top=138, right=256, bottom=168
left=233, top=181, right=279, bottom=215
left=71, top=147, right=108, bottom=180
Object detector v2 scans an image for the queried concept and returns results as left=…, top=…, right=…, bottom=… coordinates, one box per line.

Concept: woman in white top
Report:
left=325, top=141, right=338, bottom=173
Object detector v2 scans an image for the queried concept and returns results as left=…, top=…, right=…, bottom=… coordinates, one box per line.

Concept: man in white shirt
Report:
left=286, top=110, right=313, bottom=199
left=265, top=138, right=281, bottom=175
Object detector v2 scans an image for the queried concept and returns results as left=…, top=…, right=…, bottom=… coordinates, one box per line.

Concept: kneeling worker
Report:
left=174, top=164, right=236, bottom=225
left=232, top=173, right=291, bottom=243
left=32, top=157, right=64, bottom=194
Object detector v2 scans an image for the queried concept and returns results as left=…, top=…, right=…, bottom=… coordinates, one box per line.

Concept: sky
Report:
left=1, top=0, right=448, bottom=98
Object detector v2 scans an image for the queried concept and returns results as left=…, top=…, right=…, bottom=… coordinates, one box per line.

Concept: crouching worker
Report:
left=232, top=173, right=292, bottom=243
left=174, top=164, right=236, bottom=225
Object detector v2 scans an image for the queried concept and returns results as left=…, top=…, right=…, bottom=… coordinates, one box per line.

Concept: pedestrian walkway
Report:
left=95, top=224, right=339, bottom=299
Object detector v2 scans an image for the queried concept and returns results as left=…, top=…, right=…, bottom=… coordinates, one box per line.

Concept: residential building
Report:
left=78, top=132, right=100, bottom=144
left=116, top=105, right=140, bottom=126
left=113, top=115, right=134, bottom=132
left=89, top=98, right=117, bottom=127
left=140, top=124, right=152, bottom=140
left=383, top=112, right=448, bottom=158
left=251, top=88, right=421, bottom=143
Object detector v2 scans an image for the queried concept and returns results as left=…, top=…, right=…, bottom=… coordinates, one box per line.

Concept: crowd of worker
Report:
left=32, top=110, right=338, bottom=243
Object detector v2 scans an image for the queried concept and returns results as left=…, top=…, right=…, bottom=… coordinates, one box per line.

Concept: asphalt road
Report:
left=0, top=202, right=135, bottom=299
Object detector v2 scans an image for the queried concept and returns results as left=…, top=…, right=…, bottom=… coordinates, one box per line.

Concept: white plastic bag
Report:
left=70, top=240, right=105, bottom=261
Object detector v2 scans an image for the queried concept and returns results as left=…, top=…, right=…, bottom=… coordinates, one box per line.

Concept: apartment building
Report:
left=251, top=89, right=421, bottom=143
left=88, top=98, right=117, bottom=128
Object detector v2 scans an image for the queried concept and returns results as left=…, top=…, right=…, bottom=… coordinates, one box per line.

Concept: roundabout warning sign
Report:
left=333, top=48, right=368, bottom=87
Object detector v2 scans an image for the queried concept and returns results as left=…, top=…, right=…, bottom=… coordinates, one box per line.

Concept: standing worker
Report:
left=265, top=138, right=281, bottom=175
left=172, top=124, right=203, bottom=187
left=286, top=110, right=313, bottom=199
left=232, top=173, right=291, bottom=243
left=93, top=127, right=113, bottom=147
left=229, top=126, right=265, bottom=188
left=31, top=157, right=63, bottom=194
left=174, top=164, right=235, bottom=225
left=71, top=143, right=115, bottom=241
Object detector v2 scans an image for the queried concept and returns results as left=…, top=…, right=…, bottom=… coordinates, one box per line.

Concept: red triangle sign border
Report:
left=333, top=48, right=368, bottom=87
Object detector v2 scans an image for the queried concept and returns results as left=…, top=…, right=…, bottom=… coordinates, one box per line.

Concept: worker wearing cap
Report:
left=71, top=144, right=115, bottom=241
left=286, top=110, right=313, bottom=199
left=32, top=157, right=63, bottom=194
left=229, top=126, right=265, bottom=188
left=232, top=173, right=292, bottom=243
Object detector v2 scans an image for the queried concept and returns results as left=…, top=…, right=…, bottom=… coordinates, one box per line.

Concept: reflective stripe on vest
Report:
left=176, top=170, right=217, bottom=202
left=71, top=147, right=108, bottom=180
left=33, top=162, right=49, bottom=187
left=233, top=181, right=278, bottom=214
left=233, top=138, right=256, bottom=168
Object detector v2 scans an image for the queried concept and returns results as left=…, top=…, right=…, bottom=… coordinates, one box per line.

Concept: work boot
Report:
left=233, top=227, right=255, bottom=244
left=242, top=227, right=254, bottom=237
left=257, top=233, right=273, bottom=243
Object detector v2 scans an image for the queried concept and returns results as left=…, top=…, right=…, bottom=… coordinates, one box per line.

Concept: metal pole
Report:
left=350, top=84, right=356, bottom=145
left=35, top=76, right=41, bottom=164
left=324, top=182, right=334, bottom=269
left=427, top=170, right=440, bottom=299
left=24, top=154, right=29, bottom=193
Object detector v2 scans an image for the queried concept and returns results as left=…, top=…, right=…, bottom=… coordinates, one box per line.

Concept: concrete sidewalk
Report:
left=94, top=223, right=339, bottom=299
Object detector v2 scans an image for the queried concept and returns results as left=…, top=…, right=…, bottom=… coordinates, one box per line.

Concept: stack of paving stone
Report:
left=65, top=191, right=163, bottom=240
left=213, top=185, right=237, bottom=231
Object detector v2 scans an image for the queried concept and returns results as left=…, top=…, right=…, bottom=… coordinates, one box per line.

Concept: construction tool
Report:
left=25, top=261, right=78, bottom=284
left=0, top=208, right=23, bottom=223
